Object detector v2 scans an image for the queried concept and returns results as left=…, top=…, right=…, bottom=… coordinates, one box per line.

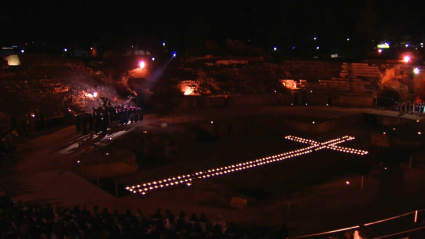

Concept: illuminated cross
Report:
left=126, top=135, right=368, bottom=195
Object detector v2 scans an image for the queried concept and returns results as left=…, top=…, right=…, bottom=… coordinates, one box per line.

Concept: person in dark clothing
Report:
left=102, top=115, right=108, bottom=135
left=277, top=223, right=289, bottom=239
left=75, top=115, right=81, bottom=132
left=88, top=114, right=93, bottom=130
left=81, top=111, right=88, bottom=135
left=96, top=109, right=102, bottom=133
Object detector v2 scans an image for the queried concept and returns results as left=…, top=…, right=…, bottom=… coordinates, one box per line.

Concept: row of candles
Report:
left=126, top=135, right=368, bottom=195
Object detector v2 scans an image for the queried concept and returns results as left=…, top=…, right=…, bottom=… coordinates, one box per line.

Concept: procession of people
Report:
left=374, top=96, right=425, bottom=114
left=75, top=96, right=144, bottom=136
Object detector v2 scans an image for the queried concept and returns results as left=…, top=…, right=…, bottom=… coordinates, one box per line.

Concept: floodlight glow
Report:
left=403, top=56, right=411, bottom=63
left=139, top=61, right=145, bottom=69
left=414, top=68, right=420, bottom=74
left=93, top=92, right=98, bottom=98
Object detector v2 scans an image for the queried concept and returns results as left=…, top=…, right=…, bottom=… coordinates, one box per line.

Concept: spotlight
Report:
left=139, top=61, right=145, bottom=69
left=403, top=56, right=411, bottom=63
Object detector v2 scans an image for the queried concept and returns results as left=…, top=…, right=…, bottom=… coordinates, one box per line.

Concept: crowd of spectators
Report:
left=1, top=192, right=287, bottom=239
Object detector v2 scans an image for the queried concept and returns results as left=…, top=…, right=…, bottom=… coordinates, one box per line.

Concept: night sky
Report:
left=2, top=0, right=425, bottom=48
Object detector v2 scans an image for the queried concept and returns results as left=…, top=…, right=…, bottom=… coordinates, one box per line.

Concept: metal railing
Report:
left=289, top=209, right=425, bottom=239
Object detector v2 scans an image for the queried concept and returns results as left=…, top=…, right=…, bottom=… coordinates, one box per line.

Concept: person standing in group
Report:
left=75, top=114, right=81, bottom=132
left=81, top=111, right=88, bottom=135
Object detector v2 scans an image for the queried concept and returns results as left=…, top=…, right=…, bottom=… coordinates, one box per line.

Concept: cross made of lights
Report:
left=126, top=135, right=368, bottom=195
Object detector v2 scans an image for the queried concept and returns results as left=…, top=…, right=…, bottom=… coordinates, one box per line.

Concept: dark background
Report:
left=1, top=0, right=425, bottom=50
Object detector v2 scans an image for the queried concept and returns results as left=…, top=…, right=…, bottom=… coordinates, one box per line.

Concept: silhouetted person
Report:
left=88, top=114, right=93, bottom=130
left=81, top=111, right=88, bottom=135
left=277, top=223, right=289, bottom=239
left=75, top=115, right=81, bottom=132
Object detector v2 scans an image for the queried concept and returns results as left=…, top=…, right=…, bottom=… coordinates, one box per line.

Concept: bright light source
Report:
left=378, top=49, right=383, bottom=54
left=377, top=43, right=390, bottom=49
left=414, top=68, right=420, bottom=74
left=406, top=44, right=410, bottom=47
left=21, top=50, right=24, bottom=53
left=347, top=38, right=350, bottom=41
left=163, top=42, right=165, bottom=46
left=64, top=48, right=67, bottom=52
left=418, top=132, right=422, bottom=135
left=77, top=160, right=80, bottom=164
left=173, top=53, right=176, bottom=57
left=211, top=121, right=214, bottom=124
left=151, top=57, right=155, bottom=61
left=93, top=92, right=98, bottom=98
left=403, top=56, right=411, bottom=63
left=417, top=120, right=420, bottom=123
left=346, top=181, right=350, bottom=185
left=90, top=47, right=93, bottom=50
left=314, top=37, right=317, bottom=40
left=273, top=47, right=277, bottom=51
left=139, top=61, right=145, bottom=69
left=317, top=46, right=320, bottom=49
left=383, top=132, right=386, bottom=135
left=312, top=121, right=315, bottom=124
left=393, top=128, right=396, bottom=131
left=31, top=114, right=35, bottom=118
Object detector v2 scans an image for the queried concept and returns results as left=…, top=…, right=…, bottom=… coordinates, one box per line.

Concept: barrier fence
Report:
left=289, top=209, right=425, bottom=239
